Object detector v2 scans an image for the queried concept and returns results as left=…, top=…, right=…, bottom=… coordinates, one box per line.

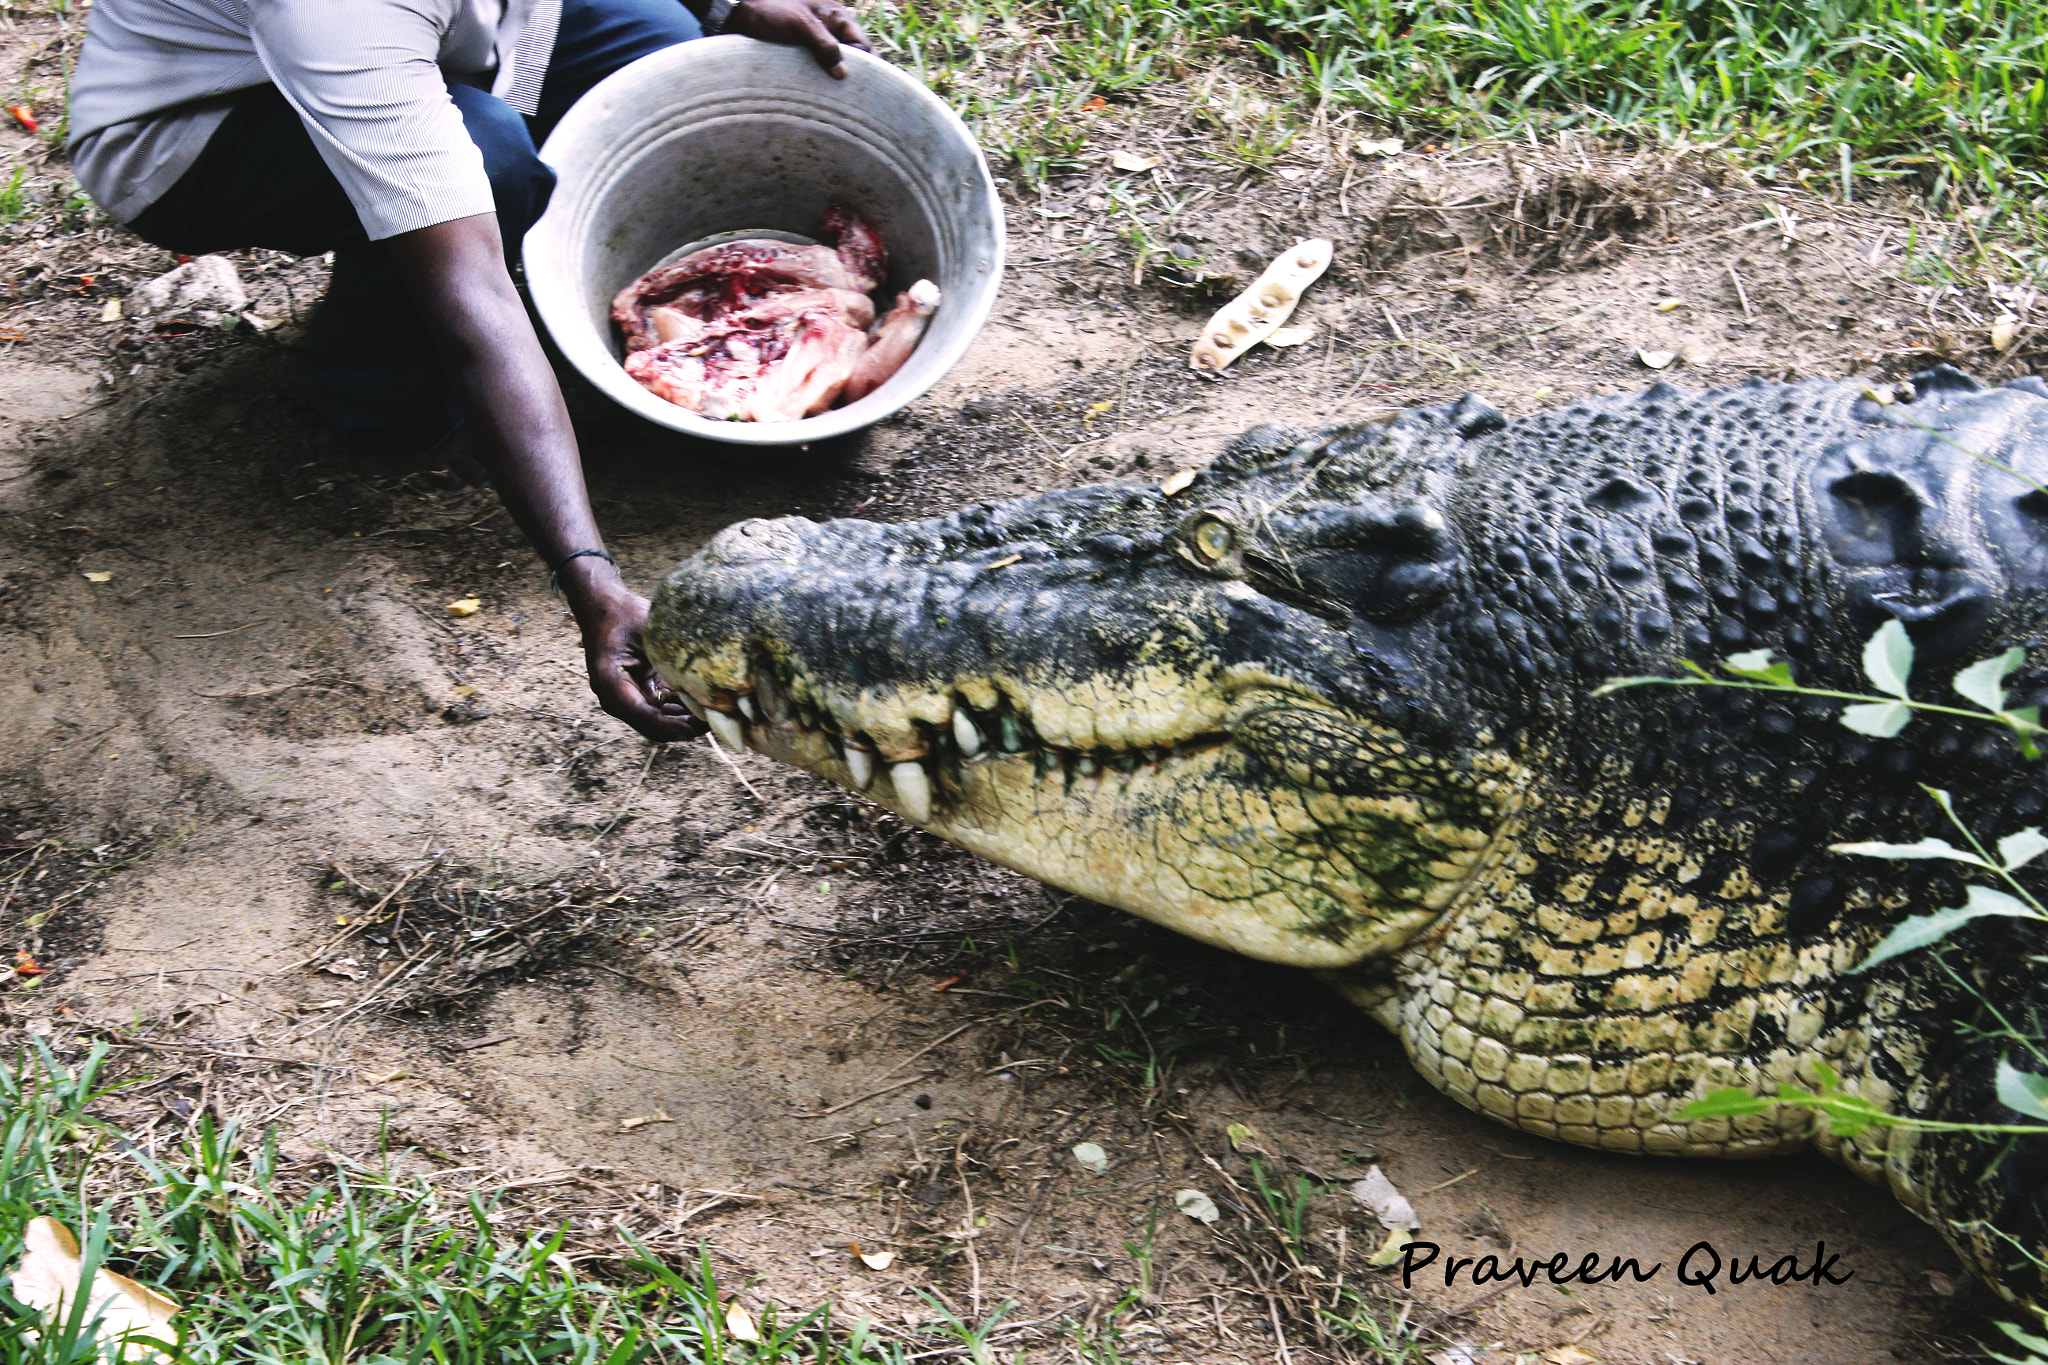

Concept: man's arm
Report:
left=384, top=213, right=701, bottom=743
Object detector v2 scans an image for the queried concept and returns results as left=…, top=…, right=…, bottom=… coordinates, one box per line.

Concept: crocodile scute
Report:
left=647, top=367, right=2048, bottom=1304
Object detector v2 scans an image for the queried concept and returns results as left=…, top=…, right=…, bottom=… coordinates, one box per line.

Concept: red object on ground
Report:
left=4, top=105, right=37, bottom=133
left=612, top=206, right=941, bottom=422
left=13, top=951, right=45, bottom=975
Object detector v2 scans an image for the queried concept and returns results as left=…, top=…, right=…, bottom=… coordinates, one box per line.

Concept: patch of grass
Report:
left=869, top=0, right=2048, bottom=236
left=0, top=1041, right=958, bottom=1364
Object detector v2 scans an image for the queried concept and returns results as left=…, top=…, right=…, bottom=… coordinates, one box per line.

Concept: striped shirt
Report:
left=69, top=0, right=562, bottom=240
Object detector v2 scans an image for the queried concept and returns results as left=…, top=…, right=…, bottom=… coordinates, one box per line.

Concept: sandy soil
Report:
left=4, top=10, right=2044, bottom=1362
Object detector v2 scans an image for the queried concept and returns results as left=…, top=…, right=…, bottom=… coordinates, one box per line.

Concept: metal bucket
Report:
left=526, top=38, right=1005, bottom=446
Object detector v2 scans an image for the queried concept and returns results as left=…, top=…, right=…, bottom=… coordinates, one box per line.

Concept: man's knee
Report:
left=447, top=84, right=557, bottom=239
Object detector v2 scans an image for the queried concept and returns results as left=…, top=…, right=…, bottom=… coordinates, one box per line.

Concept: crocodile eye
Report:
left=1191, top=517, right=1235, bottom=563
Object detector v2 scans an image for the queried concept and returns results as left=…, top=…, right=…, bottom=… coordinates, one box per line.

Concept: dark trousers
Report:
left=128, top=0, right=702, bottom=449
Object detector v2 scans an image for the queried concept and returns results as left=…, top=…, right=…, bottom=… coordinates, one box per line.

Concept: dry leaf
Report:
left=10, top=1217, right=178, bottom=1362
left=1654, top=298, right=1683, bottom=312
left=1542, top=1348, right=1601, bottom=1365
left=1071, top=1141, right=1110, bottom=1174
left=1354, top=136, right=1404, bottom=157
left=1352, top=1165, right=1418, bottom=1229
left=317, top=959, right=367, bottom=981
left=723, top=1298, right=761, bottom=1343
left=1160, top=468, right=1198, bottom=496
left=1264, top=325, right=1315, bottom=348
left=1275, top=167, right=1305, bottom=181
left=361, top=1069, right=409, bottom=1085
left=1191, top=239, right=1333, bottom=372
left=1110, top=150, right=1159, bottom=172
left=619, top=1110, right=674, bottom=1131
left=1365, top=1225, right=1415, bottom=1267
left=99, top=298, right=123, bottom=323
left=81, top=572, right=113, bottom=583
left=1992, top=318, right=2020, bottom=350
left=239, top=312, right=281, bottom=332
left=856, top=1247, right=897, bottom=1271
left=1636, top=348, right=1678, bottom=370
left=446, top=597, right=482, bottom=617
left=1174, top=1189, right=1220, bottom=1224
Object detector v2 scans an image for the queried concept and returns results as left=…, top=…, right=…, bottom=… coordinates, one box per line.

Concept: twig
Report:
left=589, top=744, right=661, bottom=844
left=274, top=862, right=432, bottom=974
left=1727, top=264, right=1754, bottom=320
left=956, top=1143, right=983, bottom=1316
left=790, top=1071, right=935, bottom=1118
left=1416, top=1166, right=1478, bottom=1194
left=702, top=731, right=765, bottom=805
left=172, top=622, right=259, bottom=640
left=101, top=1039, right=325, bottom=1067
left=193, top=677, right=373, bottom=700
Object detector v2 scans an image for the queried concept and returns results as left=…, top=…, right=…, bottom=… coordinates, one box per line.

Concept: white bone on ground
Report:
left=1189, top=238, right=1333, bottom=372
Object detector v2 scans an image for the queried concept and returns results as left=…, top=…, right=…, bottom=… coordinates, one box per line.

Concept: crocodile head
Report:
left=646, top=404, right=1535, bottom=971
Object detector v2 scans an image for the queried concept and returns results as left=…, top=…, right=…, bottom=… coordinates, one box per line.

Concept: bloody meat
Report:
left=612, top=206, right=940, bottom=422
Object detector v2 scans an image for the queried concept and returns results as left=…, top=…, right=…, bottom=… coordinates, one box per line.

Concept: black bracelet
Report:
left=548, top=548, right=616, bottom=592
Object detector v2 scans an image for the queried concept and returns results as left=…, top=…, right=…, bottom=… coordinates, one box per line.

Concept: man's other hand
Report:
left=727, top=0, right=872, bottom=78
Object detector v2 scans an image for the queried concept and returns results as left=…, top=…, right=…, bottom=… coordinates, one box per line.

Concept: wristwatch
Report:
left=703, top=0, right=740, bottom=34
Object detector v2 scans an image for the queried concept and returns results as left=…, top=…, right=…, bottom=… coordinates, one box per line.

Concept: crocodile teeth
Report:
left=1076, top=755, right=1099, bottom=777
left=891, top=761, right=933, bottom=824
left=674, top=690, right=708, bottom=723
left=845, top=744, right=876, bottom=790
left=952, top=709, right=985, bottom=757
left=736, top=693, right=759, bottom=722
left=707, top=710, right=747, bottom=751
left=755, top=671, right=794, bottom=724
left=998, top=713, right=1027, bottom=752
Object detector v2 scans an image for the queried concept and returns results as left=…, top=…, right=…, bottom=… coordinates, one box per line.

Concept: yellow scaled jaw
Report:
left=666, top=659, right=1527, bottom=971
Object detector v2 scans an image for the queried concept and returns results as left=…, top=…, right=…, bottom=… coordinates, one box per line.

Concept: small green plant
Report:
left=1600, top=620, right=2048, bottom=1123
left=0, top=168, right=31, bottom=223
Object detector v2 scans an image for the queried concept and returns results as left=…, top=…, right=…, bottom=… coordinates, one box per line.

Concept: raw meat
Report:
left=612, top=207, right=940, bottom=423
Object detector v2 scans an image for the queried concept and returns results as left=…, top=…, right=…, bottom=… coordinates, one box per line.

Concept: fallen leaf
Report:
left=99, top=298, right=123, bottom=323
left=1225, top=1122, right=1255, bottom=1150
left=240, top=312, right=281, bottom=332
left=82, top=572, right=113, bottom=583
left=317, top=959, right=367, bottom=981
left=14, top=951, right=44, bottom=976
left=1264, top=325, right=1315, bottom=347
left=856, top=1247, right=897, bottom=1271
left=10, top=1217, right=178, bottom=1362
left=1992, top=318, right=2020, bottom=350
left=1275, top=167, right=1304, bottom=181
left=4, top=104, right=37, bottom=133
left=1079, top=96, right=1107, bottom=112
left=361, top=1069, right=409, bottom=1085
left=446, top=597, right=482, bottom=617
left=1352, top=1165, right=1418, bottom=1229
left=1071, top=1141, right=1110, bottom=1174
left=619, top=1109, right=674, bottom=1131
left=1110, top=150, right=1159, bottom=173
left=1365, top=1225, right=1415, bottom=1267
left=1354, top=136, right=1404, bottom=157
left=1636, top=348, right=1678, bottom=370
left=931, top=974, right=966, bottom=991
left=1654, top=298, right=1683, bottom=312
left=1542, top=1348, right=1601, bottom=1365
left=1084, top=399, right=1113, bottom=418
left=723, top=1298, right=761, bottom=1343
left=1160, top=468, right=1198, bottom=496
left=1174, top=1189, right=1220, bottom=1224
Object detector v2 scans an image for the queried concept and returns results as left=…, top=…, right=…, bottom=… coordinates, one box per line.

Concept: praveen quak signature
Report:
left=1398, top=1240, right=1854, bottom=1294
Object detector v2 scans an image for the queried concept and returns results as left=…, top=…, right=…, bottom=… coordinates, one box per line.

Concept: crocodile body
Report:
left=648, top=367, right=2048, bottom=1302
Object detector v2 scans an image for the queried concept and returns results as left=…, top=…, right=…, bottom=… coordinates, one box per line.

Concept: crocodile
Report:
left=646, top=366, right=2048, bottom=1303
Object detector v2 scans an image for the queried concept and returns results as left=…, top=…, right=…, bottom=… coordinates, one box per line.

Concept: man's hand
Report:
left=727, top=0, right=871, bottom=78
left=563, top=566, right=704, bottom=743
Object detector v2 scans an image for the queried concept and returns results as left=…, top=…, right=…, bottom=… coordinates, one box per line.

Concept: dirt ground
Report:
left=5, top=8, right=2047, bottom=1363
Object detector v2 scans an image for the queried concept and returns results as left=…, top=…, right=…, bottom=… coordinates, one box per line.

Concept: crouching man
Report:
left=66, top=0, right=869, bottom=740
